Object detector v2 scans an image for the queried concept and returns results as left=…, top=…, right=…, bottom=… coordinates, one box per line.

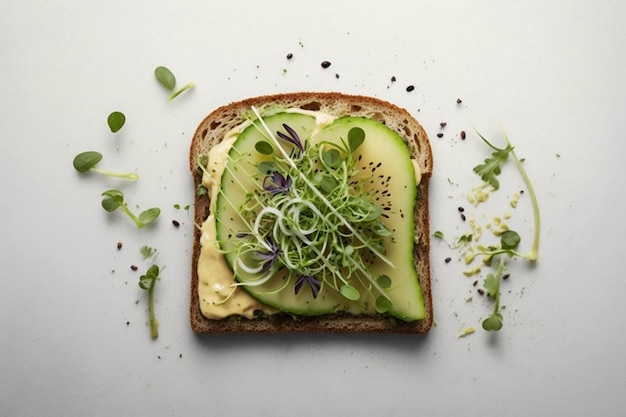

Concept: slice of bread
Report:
left=189, top=92, right=433, bottom=334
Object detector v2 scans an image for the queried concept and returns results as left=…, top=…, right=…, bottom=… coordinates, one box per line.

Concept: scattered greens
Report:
left=73, top=151, right=139, bottom=180
left=101, top=189, right=160, bottom=228
left=139, top=264, right=161, bottom=339
left=107, top=111, right=126, bottom=133
left=154, top=66, right=195, bottom=101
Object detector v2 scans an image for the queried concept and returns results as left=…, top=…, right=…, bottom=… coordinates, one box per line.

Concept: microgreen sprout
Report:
left=154, top=66, right=195, bottom=101
left=221, top=108, right=394, bottom=305
left=138, top=264, right=161, bottom=339
left=481, top=257, right=505, bottom=331
left=140, top=245, right=157, bottom=259
left=107, top=111, right=126, bottom=133
left=101, top=189, right=160, bottom=228
left=73, top=151, right=139, bottom=180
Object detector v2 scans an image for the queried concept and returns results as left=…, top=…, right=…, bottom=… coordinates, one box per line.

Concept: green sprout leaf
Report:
left=377, top=274, right=392, bottom=289
left=322, top=149, right=342, bottom=168
left=101, top=189, right=160, bottom=228
left=482, top=313, right=503, bottom=331
left=348, top=127, right=365, bottom=152
left=154, top=66, right=176, bottom=90
left=472, top=132, right=513, bottom=190
left=433, top=230, right=445, bottom=239
left=73, top=151, right=138, bottom=180
left=73, top=151, right=103, bottom=173
left=107, top=111, right=126, bottom=133
left=501, top=230, right=521, bottom=250
left=140, top=245, right=157, bottom=259
left=255, top=141, right=274, bottom=155
left=340, top=284, right=360, bottom=301
left=138, top=264, right=160, bottom=339
left=483, top=273, right=499, bottom=297
left=167, top=82, right=195, bottom=102
left=375, top=295, right=392, bottom=313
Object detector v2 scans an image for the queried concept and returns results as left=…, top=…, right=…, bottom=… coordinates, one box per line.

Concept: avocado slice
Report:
left=215, top=112, right=426, bottom=321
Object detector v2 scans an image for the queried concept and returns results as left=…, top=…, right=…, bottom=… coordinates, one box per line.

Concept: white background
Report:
left=2, top=1, right=625, bottom=416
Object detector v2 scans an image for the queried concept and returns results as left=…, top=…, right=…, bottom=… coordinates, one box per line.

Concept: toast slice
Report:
left=189, top=92, right=433, bottom=333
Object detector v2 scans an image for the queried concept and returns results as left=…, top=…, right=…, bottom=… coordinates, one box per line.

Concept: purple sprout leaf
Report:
left=262, top=172, right=292, bottom=195
left=253, top=236, right=281, bottom=273
left=276, top=124, right=304, bottom=155
left=294, top=275, right=321, bottom=299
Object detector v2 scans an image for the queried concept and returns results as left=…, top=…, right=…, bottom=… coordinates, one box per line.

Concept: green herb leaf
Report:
left=375, top=295, right=391, bottom=313
left=322, top=149, right=342, bottom=168
left=73, top=151, right=103, bottom=173
left=340, top=284, right=360, bottom=301
left=377, top=274, right=392, bottom=289
left=433, top=230, right=445, bottom=239
left=107, top=111, right=126, bottom=133
left=257, top=161, right=278, bottom=175
left=483, top=273, right=499, bottom=297
left=138, top=208, right=161, bottom=226
left=348, top=127, right=365, bottom=152
left=140, top=246, right=157, bottom=259
left=154, top=66, right=176, bottom=90
left=501, top=230, right=521, bottom=250
left=482, top=313, right=503, bottom=331
left=255, top=141, right=274, bottom=155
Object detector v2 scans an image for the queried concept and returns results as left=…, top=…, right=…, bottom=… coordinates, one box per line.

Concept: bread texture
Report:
left=189, top=92, right=433, bottom=334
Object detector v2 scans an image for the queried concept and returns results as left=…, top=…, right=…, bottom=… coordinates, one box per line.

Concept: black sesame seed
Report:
left=117, top=242, right=122, bottom=250
left=460, top=130, right=466, bottom=140
left=321, top=60, right=331, bottom=68
left=473, top=280, right=478, bottom=287
left=172, top=220, right=180, bottom=227
left=456, top=98, right=462, bottom=104
left=503, top=274, right=511, bottom=280
left=131, top=265, right=138, bottom=271
left=286, top=53, right=293, bottom=59
left=477, top=288, right=485, bottom=295
left=406, top=85, right=415, bottom=92
left=458, top=206, right=465, bottom=212
left=437, top=133, right=444, bottom=138
left=335, top=73, right=340, bottom=79
left=445, top=257, right=452, bottom=263
left=460, top=213, right=466, bottom=221
left=440, top=122, right=447, bottom=128
left=391, top=76, right=396, bottom=82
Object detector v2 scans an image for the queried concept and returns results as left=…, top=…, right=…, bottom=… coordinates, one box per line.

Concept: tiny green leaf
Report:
left=340, top=284, right=360, bottom=301
left=501, top=230, right=521, bottom=250
left=138, top=208, right=161, bottom=226
left=73, top=151, right=103, bottom=173
left=107, top=111, right=126, bottom=133
left=433, top=230, right=445, bottom=239
left=375, top=295, right=392, bottom=313
left=322, top=149, right=342, bottom=168
left=155, top=66, right=176, bottom=90
left=482, top=313, right=503, bottom=331
left=319, top=175, right=339, bottom=194
left=257, top=161, right=278, bottom=175
left=255, top=141, right=274, bottom=155
left=101, top=197, right=121, bottom=212
left=348, top=127, right=365, bottom=152
left=377, top=274, right=392, bottom=289
left=140, top=246, right=157, bottom=259
left=483, top=273, right=499, bottom=297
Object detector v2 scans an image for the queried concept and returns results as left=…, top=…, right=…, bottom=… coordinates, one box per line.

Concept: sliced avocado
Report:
left=215, top=113, right=426, bottom=322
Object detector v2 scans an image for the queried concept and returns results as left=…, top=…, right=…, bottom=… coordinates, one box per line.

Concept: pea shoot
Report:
left=154, top=66, right=195, bottom=101
left=101, top=189, right=160, bottom=228
left=73, top=151, right=139, bottom=180
left=138, top=264, right=161, bottom=339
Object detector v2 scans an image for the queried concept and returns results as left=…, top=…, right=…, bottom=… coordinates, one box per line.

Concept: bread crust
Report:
left=189, top=92, right=433, bottom=334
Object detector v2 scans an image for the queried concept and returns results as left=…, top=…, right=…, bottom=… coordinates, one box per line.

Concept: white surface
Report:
left=1, top=0, right=625, bottom=416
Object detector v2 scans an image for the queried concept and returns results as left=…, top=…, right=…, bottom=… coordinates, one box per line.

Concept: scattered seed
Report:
left=335, top=73, right=340, bottom=79
left=445, top=257, right=452, bottom=263
left=131, top=265, right=138, bottom=271
left=477, top=288, right=485, bottom=295
left=172, top=220, right=180, bottom=227
left=503, top=274, right=511, bottom=280
left=460, top=130, right=466, bottom=140
left=473, top=280, right=478, bottom=287
left=460, top=213, right=466, bottom=221
left=440, top=122, right=447, bottom=128
left=117, top=242, right=122, bottom=250
left=458, top=206, right=465, bottom=212
left=456, top=98, right=462, bottom=104
left=126, top=321, right=130, bottom=326
left=436, top=133, right=444, bottom=138
left=391, top=76, right=396, bottom=82
left=286, top=53, right=293, bottom=60
left=321, top=60, right=331, bottom=68
left=406, top=85, right=415, bottom=92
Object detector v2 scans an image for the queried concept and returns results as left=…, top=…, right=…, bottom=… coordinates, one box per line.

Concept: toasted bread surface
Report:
left=190, top=92, right=433, bottom=334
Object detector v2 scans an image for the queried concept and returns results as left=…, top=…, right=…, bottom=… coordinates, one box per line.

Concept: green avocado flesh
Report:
left=214, top=112, right=426, bottom=322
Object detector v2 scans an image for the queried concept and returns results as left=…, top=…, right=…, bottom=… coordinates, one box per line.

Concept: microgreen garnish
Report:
left=154, top=66, right=195, bottom=101
left=107, top=111, right=126, bottom=133
left=138, top=264, right=160, bottom=339
left=481, top=257, right=505, bottom=331
left=72, top=151, right=139, bottom=180
left=140, top=245, right=157, bottom=259
left=222, top=108, right=395, bottom=305
left=101, top=189, right=160, bottom=228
